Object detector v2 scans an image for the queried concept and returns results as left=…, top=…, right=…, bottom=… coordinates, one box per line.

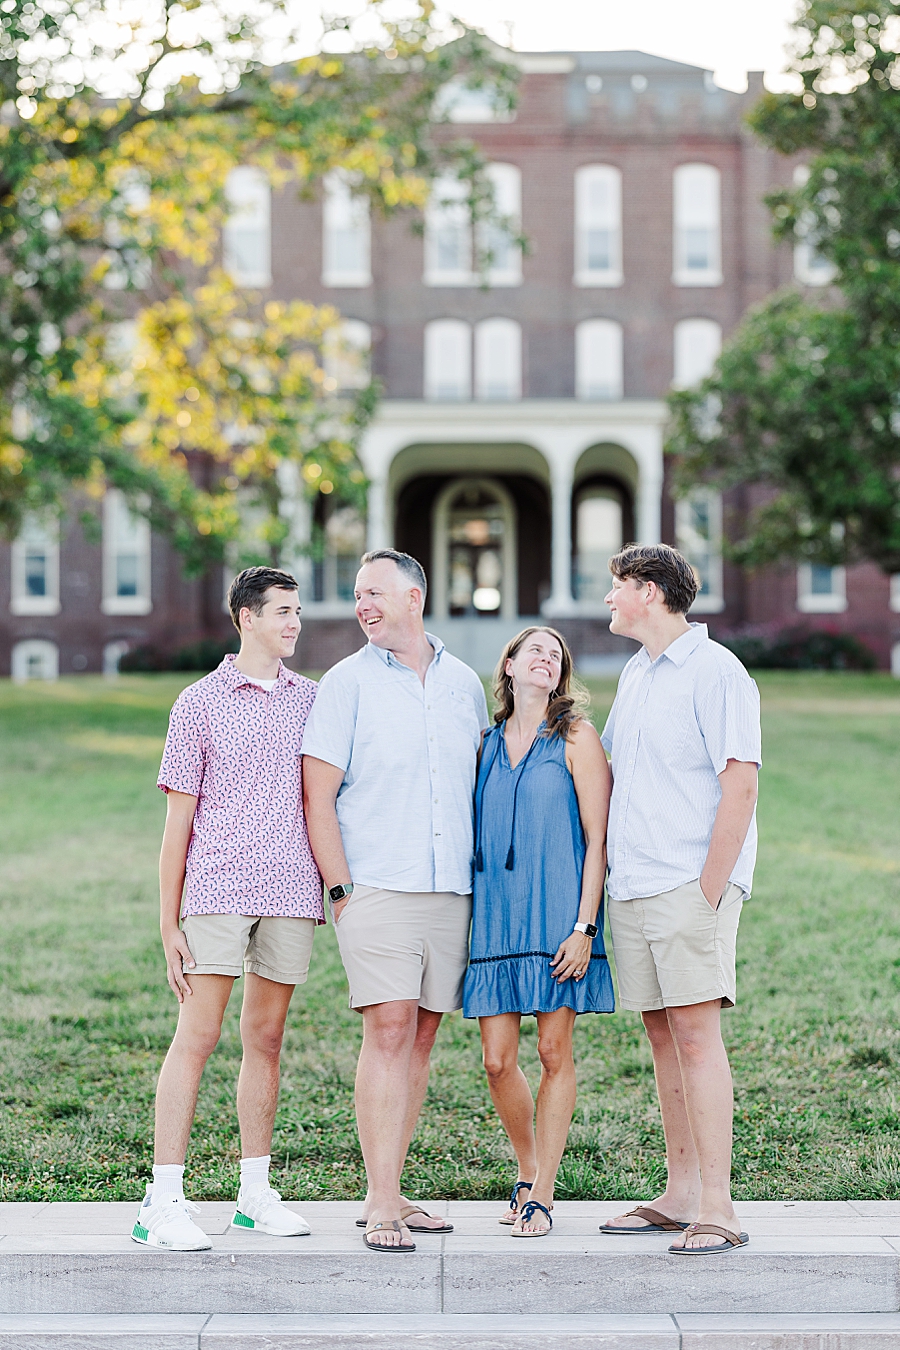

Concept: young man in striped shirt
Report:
left=598, top=544, right=761, bottom=1255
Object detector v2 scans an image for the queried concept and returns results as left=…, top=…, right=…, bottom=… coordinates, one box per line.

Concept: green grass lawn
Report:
left=1, top=669, right=899, bottom=1204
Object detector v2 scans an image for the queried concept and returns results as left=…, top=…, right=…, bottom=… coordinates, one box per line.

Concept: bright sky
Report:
left=301, top=0, right=805, bottom=93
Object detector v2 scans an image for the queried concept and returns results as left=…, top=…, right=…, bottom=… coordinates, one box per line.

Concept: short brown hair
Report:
left=227, top=566, right=298, bottom=632
left=608, top=543, right=699, bottom=615
left=492, top=626, right=589, bottom=741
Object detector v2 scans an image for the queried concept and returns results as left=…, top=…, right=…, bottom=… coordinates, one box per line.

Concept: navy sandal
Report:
left=499, top=1180, right=533, bottom=1226
left=510, top=1199, right=552, bottom=1238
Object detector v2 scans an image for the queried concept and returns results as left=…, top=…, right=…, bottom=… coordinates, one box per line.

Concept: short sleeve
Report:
left=473, top=677, right=489, bottom=731
left=697, top=669, right=762, bottom=776
left=600, top=697, right=617, bottom=755
left=157, top=693, right=206, bottom=796
left=300, top=668, right=358, bottom=773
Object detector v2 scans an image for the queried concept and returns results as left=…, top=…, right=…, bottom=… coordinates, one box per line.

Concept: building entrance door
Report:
left=432, top=477, right=517, bottom=620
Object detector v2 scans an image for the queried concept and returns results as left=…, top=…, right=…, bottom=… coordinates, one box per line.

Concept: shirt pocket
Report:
left=447, top=687, right=484, bottom=745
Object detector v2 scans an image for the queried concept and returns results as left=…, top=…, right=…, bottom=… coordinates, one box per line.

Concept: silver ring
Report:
left=574, top=968, right=583, bottom=976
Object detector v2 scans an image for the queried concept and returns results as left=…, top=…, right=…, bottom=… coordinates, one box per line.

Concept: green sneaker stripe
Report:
left=132, top=1223, right=149, bottom=1241
left=233, top=1211, right=255, bottom=1228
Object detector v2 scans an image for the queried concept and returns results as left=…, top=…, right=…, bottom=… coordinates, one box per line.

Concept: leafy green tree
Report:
left=0, top=0, right=516, bottom=569
left=667, top=0, right=900, bottom=575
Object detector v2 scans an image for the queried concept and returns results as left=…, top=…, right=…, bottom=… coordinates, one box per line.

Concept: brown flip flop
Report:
left=363, top=1219, right=416, bottom=1252
left=356, top=1205, right=453, bottom=1233
left=669, top=1223, right=749, bottom=1254
left=599, top=1206, right=690, bottom=1234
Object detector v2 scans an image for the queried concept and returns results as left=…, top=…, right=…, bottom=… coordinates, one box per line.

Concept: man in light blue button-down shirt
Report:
left=303, top=550, right=488, bottom=1252
left=598, top=544, right=760, bottom=1256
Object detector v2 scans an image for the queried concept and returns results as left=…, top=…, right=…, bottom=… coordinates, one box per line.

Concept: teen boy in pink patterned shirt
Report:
left=131, top=567, right=322, bottom=1252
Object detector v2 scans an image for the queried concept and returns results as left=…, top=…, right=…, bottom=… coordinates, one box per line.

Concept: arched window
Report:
left=11, top=639, right=58, bottom=681
left=576, top=320, right=623, bottom=399
left=224, top=167, right=271, bottom=288
left=474, top=318, right=521, bottom=400
left=424, top=320, right=471, bottom=400
left=673, top=164, right=721, bottom=286
left=11, top=514, right=60, bottom=616
left=479, top=163, right=522, bottom=286
left=322, top=172, right=372, bottom=287
left=574, top=166, right=623, bottom=287
left=424, top=176, right=472, bottom=286
left=322, top=320, right=371, bottom=391
left=433, top=478, right=516, bottom=619
left=573, top=485, right=625, bottom=604
left=673, top=318, right=722, bottom=387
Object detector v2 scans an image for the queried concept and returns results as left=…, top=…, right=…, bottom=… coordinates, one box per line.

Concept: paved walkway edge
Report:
left=5, top=1314, right=900, bottom=1349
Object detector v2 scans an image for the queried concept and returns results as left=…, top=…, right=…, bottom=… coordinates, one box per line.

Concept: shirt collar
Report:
left=219, top=652, right=299, bottom=688
left=367, top=631, right=445, bottom=670
left=656, top=623, right=708, bottom=667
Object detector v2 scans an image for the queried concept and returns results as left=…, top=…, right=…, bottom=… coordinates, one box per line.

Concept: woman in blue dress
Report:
left=463, top=626, right=614, bottom=1237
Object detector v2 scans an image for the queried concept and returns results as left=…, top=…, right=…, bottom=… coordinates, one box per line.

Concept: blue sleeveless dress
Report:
left=463, top=722, right=615, bottom=1018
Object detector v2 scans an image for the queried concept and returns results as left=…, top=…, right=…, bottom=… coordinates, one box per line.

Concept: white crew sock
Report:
left=151, top=1163, right=185, bottom=1202
left=239, top=1154, right=271, bottom=1194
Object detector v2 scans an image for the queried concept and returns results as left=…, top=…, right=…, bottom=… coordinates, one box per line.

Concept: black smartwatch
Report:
left=329, top=882, right=354, bottom=904
left=573, top=921, right=599, bottom=938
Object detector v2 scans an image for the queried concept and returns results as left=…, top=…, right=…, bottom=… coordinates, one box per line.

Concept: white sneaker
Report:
left=131, top=1187, right=212, bottom=1250
left=231, top=1185, right=311, bottom=1236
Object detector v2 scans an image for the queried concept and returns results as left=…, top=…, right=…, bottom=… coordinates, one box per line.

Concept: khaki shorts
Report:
left=608, top=879, right=744, bottom=1013
left=332, top=884, right=471, bottom=1012
left=181, top=913, right=316, bottom=986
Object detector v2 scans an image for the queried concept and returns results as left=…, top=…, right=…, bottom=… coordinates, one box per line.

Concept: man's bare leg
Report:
left=355, top=999, right=420, bottom=1247
left=236, top=973, right=296, bottom=1158
left=480, top=1012, right=537, bottom=1219
left=602, top=1007, right=700, bottom=1230
left=359, top=1006, right=447, bottom=1230
left=664, top=999, right=741, bottom=1249
left=154, top=974, right=235, bottom=1163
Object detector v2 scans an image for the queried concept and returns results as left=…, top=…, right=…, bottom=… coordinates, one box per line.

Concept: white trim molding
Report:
left=796, top=563, right=847, bottom=614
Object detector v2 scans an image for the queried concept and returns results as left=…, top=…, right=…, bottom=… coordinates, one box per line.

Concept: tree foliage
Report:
left=668, top=0, right=900, bottom=574
left=0, top=0, right=517, bottom=568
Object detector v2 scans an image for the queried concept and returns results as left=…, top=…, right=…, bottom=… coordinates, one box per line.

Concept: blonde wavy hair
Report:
left=492, top=626, right=590, bottom=741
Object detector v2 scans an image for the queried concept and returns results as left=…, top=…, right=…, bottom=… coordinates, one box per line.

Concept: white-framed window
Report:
left=797, top=563, right=847, bottom=613
left=321, top=172, right=372, bottom=288
left=676, top=489, right=725, bottom=613
left=103, top=170, right=151, bottom=290
left=322, top=320, right=371, bottom=391
left=574, top=165, right=623, bottom=288
left=792, top=165, right=836, bottom=287
left=474, top=318, right=521, bottom=401
left=478, top=163, right=522, bottom=286
left=432, top=80, right=513, bottom=123
left=313, top=503, right=367, bottom=604
left=575, top=319, right=623, bottom=399
left=891, top=574, right=900, bottom=613
left=424, top=319, right=471, bottom=400
left=11, top=639, right=58, bottom=681
left=673, top=318, right=722, bottom=387
left=102, top=490, right=152, bottom=615
left=673, top=164, right=722, bottom=287
left=424, top=175, right=473, bottom=286
left=10, top=514, right=60, bottom=616
left=223, top=166, right=271, bottom=288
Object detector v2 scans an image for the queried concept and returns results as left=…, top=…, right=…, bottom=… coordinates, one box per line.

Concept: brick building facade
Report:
left=4, top=48, right=898, bottom=678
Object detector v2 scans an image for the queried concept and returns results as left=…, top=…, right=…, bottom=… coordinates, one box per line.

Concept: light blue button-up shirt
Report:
left=301, top=635, right=489, bottom=895
left=601, top=624, right=762, bottom=902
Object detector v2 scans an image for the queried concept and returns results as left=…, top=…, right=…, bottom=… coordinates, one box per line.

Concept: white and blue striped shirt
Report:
left=301, top=635, right=489, bottom=895
left=601, top=624, right=761, bottom=902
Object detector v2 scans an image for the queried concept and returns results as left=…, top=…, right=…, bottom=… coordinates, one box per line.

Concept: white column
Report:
left=636, top=468, right=663, bottom=545
left=365, top=476, right=389, bottom=551
left=543, top=455, right=578, bottom=617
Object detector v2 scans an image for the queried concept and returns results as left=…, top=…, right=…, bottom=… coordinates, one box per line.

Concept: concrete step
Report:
left=4, top=1313, right=900, bottom=1349
left=2, top=1201, right=900, bottom=1318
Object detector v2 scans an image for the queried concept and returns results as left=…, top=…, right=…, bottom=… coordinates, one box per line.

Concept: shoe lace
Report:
left=159, top=1195, right=201, bottom=1221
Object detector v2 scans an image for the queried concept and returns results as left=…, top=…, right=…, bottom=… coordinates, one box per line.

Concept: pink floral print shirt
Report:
left=158, top=655, right=324, bottom=921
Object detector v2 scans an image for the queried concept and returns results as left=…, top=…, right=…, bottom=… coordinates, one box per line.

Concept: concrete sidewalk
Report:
left=4, top=1200, right=900, bottom=1345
